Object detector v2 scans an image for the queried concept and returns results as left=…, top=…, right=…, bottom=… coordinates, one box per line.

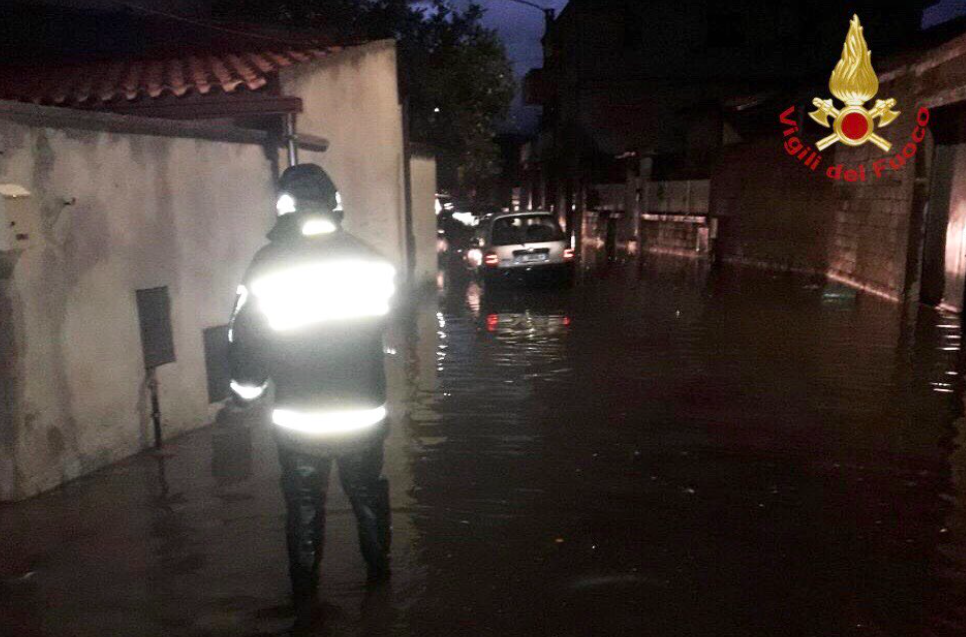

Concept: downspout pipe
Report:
left=401, top=97, right=416, bottom=284
left=284, top=113, right=299, bottom=167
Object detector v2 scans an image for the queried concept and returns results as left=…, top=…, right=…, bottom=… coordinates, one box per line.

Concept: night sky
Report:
left=924, top=0, right=966, bottom=27
left=450, top=0, right=570, bottom=133
left=32, top=0, right=966, bottom=132
left=469, top=0, right=966, bottom=133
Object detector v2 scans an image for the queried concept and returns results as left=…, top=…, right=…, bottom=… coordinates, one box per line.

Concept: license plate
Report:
left=516, top=253, right=548, bottom=263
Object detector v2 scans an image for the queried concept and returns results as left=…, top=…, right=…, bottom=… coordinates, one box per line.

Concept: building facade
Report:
left=712, top=31, right=966, bottom=307
left=524, top=0, right=927, bottom=223
left=0, top=40, right=436, bottom=500
left=524, top=0, right=966, bottom=311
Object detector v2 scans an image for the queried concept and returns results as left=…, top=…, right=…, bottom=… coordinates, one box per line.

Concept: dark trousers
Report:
left=278, top=442, right=391, bottom=592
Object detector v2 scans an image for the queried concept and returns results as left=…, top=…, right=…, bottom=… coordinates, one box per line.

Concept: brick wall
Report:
left=710, top=62, right=926, bottom=301
left=640, top=219, right=702, bottom=258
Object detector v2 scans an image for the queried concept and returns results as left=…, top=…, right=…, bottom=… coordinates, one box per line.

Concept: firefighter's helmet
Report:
left=276, top=164, right=343, bottom=221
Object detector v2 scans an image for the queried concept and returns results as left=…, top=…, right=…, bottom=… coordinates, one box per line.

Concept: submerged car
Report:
left=467, top=211, right=574, bottom=286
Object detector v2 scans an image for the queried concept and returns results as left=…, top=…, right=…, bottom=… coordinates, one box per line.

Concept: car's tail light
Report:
left=484, top=252, right=499, bottom=266
left=563, top=248, right=575, bottom=260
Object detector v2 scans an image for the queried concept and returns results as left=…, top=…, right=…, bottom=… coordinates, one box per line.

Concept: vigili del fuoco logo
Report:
left=779, top=14, right=930, bottom=182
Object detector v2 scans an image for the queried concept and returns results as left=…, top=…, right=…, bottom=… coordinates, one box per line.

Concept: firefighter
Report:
left=228, top=164, right=395, bottom=602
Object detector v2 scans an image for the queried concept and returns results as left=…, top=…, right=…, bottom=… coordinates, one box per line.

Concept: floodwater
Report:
left=3, top=257, right=966, bottom=636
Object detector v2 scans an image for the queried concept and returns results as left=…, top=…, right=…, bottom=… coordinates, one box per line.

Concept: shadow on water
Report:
left=2, top=256, right=966, bottom=636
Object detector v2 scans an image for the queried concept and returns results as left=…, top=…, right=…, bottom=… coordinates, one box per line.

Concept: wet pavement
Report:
left=3, top=257, right=966, bottom=636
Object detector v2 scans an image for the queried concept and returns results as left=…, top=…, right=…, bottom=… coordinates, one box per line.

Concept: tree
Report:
left=214, top=0, right=516, bottom=193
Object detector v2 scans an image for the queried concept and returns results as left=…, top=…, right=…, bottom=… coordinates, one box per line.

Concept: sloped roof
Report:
left=0, top=46, right=340, bottom=108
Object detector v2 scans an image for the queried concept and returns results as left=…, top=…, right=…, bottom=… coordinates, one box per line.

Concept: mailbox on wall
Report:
left=0, top=184, right=39, bottom=252
left=136, top=286, right=176, bottom=449
left=136, top=286, right=176, bottom=370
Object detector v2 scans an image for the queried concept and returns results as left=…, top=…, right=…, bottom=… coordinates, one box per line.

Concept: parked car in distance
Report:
left=437, top=200, right=493, bottom=267
left=467, top=211, right=574, bottom=286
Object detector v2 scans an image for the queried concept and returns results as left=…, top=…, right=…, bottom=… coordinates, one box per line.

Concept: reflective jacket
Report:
left=228, top=220, right=394, bottom=454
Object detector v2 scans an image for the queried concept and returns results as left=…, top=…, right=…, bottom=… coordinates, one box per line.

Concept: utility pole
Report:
left=505, top=1, right=570, bottom=263
left=505, top=0, right=557, bottom=214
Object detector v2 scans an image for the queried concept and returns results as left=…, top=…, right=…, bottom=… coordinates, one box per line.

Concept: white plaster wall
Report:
left=0, top=39, right=414, bottom=500
left=279, top=40, right=407, bottom=269
left=410, top=154, right=438, bottom=285
left=0, top=120, right=275, bottom=500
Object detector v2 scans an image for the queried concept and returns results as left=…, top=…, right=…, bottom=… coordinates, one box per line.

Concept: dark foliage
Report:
left=214, top=0, right=516, bottom=191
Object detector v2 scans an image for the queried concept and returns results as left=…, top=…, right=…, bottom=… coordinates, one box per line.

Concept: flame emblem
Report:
left=809, top=15, right=900, bottom=152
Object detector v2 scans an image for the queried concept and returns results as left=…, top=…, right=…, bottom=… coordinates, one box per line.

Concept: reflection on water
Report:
left=397, top=258, right=966, bottom=636
left=2, top=257, right=966, bottom=636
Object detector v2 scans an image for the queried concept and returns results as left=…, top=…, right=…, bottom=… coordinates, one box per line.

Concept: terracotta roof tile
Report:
left=187, top=56, right=211, bottom=95
left=0, top=47, right=334, bottom=107
left=167, top=59, right=187, bottom=97
left=247, top=53, right=275, bottom=74
left=97, top=62, right=126, bottom=102
left=145, top=60, right=164, bottom=98
left=265, top=52, right=295, bottom=67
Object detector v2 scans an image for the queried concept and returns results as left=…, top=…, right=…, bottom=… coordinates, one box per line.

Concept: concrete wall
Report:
left=279, top=40, right=408, bottom=270
left=0, top=118, right=275, bottom=501
left=409, top=152, right=438, bottom=285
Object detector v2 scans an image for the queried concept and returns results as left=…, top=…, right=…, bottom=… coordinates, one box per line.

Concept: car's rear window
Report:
left=490, top=215, right=565, bottom=246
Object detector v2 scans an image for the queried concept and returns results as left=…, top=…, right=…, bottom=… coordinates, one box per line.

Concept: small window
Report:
left=490, top=215, right=565, bottom=246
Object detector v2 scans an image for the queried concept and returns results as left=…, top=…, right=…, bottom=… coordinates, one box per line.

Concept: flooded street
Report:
left=3, top=257, right=966, bottom=636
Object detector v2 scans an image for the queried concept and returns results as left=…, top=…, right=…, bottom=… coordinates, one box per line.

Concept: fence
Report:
left=641, top=180, right=714, bottom=257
